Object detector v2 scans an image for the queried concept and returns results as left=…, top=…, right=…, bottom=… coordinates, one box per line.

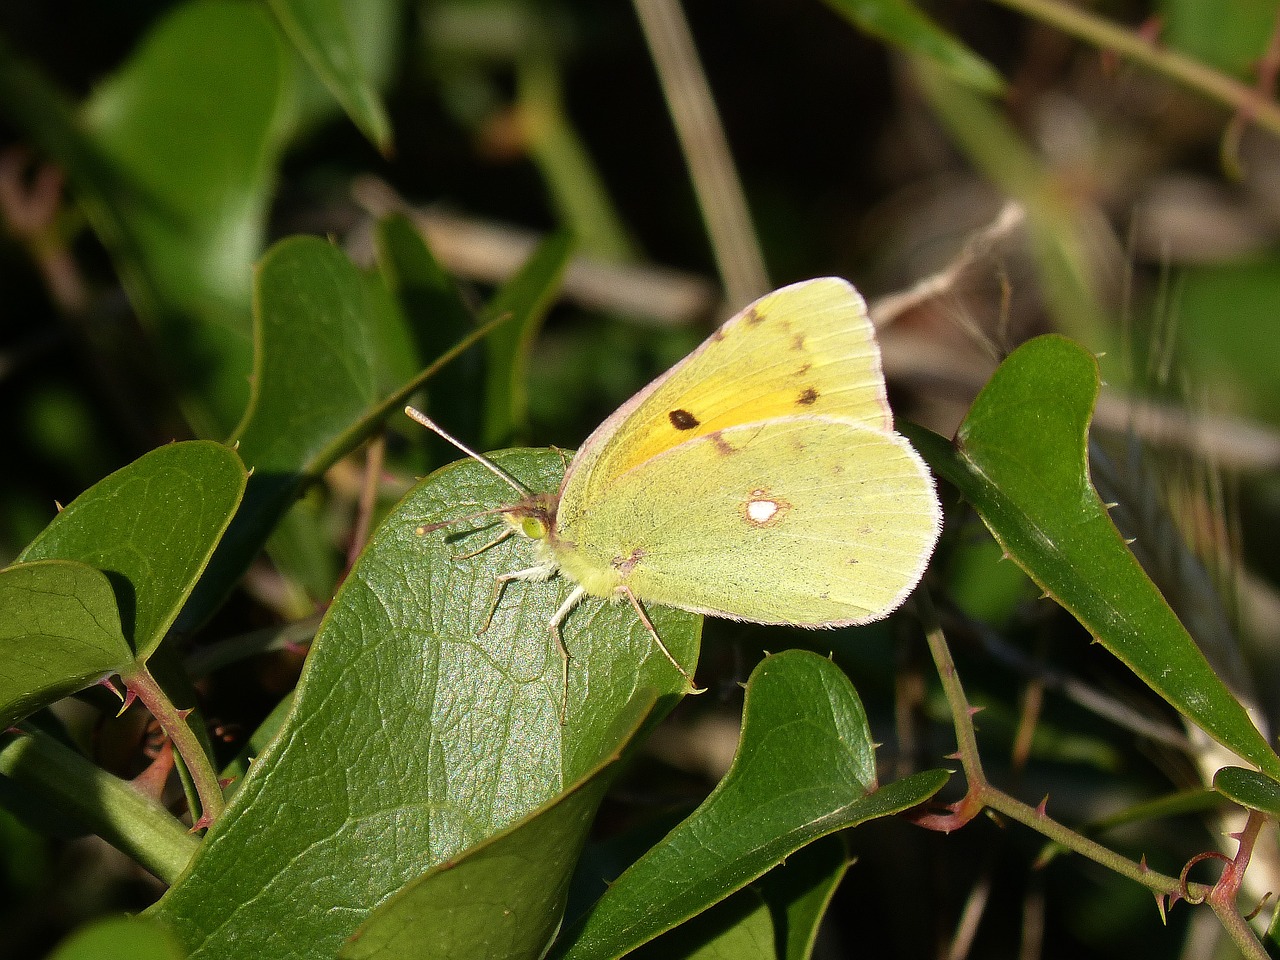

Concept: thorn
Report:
left=4, top=726, right=30, bottom=736
left=97, top=676, right=125, bottom=702
left=966, top=705, right=985, bottom=717
left=999, top=552, right=1011, bottom=562
left=189, top=813, right=213, bottom=833
left=176, top=707, right=194, bottom=721
left=116, top=689, right=137, bottom=717
left=1104, top=501, right=1118, bottom=510
left=54, top=500, right=64, bottom=512
left=246, top=465, right=255, bottom=477
left=945, top=750, right=963, bottom=761
left=1038, top=591, right=1051, bottom=600
left=1154, top=892, right=1168, bottom=925
left=1139, top=854, right=1150, bottom=872
left=1124, top=537, right=1137, bottom=546
left=1035, top=795, right=1049, bottom=817
left=218, top=777, right=236, bottom=789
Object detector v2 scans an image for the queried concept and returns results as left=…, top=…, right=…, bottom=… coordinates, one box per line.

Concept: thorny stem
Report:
left=121, top=666, right=224, bottom=830
left=914, top=589, right=1268, bottom=958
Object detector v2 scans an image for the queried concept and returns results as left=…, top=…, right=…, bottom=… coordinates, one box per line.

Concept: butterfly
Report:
left=407, top=276, right=942, bottom=704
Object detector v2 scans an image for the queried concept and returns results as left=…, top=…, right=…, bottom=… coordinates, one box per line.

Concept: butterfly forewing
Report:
left=562, top=278, right=892, bottom=506
left=554, top=416, right=941, bottom=625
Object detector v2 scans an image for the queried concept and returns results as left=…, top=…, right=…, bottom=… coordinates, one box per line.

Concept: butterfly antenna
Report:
left=404, top=406, right=533, bottom=496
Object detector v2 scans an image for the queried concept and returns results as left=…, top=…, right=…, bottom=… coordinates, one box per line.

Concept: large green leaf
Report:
left=149, top=451, right=699, bottom=959
left=340, top=698, right=655, bottom=959
left=80, top=0, right=291, bottom=436
left=0, top=562, right=130, bottom=729
left=554, top=651, right=947, bottom=959
left=18, top=442, right=246, bottom=660
left=267, top=0, right=393, bottom=153
left=909, top=335, right=1280, bottom=779
left=823, top=0, right=1003, bottom=93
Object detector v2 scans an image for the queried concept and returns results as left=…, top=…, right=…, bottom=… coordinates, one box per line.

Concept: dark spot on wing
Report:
left=669, top=408, right=699, bottom=430
left=796, top=362, right=812, bottom=375
left=792, top=334, right=806, bottom=351
left=797, top=387, right=819, bottom=405
left=744, top=306, right=765, bottom=325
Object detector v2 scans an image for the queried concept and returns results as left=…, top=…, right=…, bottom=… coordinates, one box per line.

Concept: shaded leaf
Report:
left=19, top=442, right=246, bottom=659
left=267, top=0, right=394, bottom=153
left=482, top=231, right=575, bottom=446
left=47, top=914, right=187, bottom=960
left=823, top=0, right=1003, bottom=94
left=1213, top=766, right=1280, bottom=817
left=0, top=562, right=130, bottom=729
left=909, top=335, right=1280, bottom=779
left=81, top=0, right=291, bottom=435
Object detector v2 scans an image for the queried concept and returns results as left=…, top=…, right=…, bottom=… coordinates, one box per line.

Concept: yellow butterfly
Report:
left=407, top=276, right=941, bottom=697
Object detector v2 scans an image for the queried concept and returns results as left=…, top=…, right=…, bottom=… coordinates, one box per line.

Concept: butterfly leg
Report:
left=620, top=587, right=704, bottom=694
left=479, top=562, right=556, bottom=633
left=455, top=526, right=514, bottom=561
left=548, top=585, right=587, bottom=723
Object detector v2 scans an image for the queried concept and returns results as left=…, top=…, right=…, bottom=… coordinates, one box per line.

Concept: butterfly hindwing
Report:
left=554, top=416, right=940, bottom=625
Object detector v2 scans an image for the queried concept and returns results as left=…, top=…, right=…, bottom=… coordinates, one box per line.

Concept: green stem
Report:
left=916, top=588, right=1211, bottom=902
left=123, top=665, right=225, bottom=828
left=990, top=0, right=1280, bottom=138
left=0, top=726, right=198, bottom=883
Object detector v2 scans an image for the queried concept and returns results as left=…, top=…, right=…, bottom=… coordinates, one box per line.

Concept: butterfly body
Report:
left=410, top=276, right=941, bottom=697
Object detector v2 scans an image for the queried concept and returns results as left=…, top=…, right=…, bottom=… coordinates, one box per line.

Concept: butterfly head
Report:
left=503, top=492, right=559, bottom=545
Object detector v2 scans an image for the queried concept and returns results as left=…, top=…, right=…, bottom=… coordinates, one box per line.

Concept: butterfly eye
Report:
left=520, top=516, right=547, bottom=540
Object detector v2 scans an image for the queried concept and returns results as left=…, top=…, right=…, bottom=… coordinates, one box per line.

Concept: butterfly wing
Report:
left=560, top=277, right=891, bottom=507
left=553, top=417, right=941, bottom=625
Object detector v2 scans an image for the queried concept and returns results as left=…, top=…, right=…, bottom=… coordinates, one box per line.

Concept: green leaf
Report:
left=482, top=231, right=575, bottom=447
left=1160, top=0, right=1279, bottom=78
left=554, top=651, right=947, bottom=959
left=823, top=0, right=1004, bottom=94
left=340, top=698, right=655, bottom=960
left=267, top=0, right=394, bottom=153
left=0, top=561, right=130, bottom=729
left=756, top=834, right=849, bottom=960
left=1213, top=766, right=1280, bottom=817
left=149, top=451, right=699, bottom=960
left=909, top=335, right=1280, bottom=780
left=187, top=236, right=408, bottom=621
left=46, top=914, right=186, bottom=960
left=375, top=213, right=484, bottom=452
left=80, top=0, right=291, bottom=435
left=18, top=442, right=246, bottom=660
left=636, top=890, right=776, bottom=960
left=1171, top=256, right=1280, bottom=422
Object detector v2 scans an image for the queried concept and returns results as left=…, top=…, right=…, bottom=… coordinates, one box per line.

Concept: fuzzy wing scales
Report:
left=562, top=278, right=891, bottom=506
left=554, top=417, right=941, bottom=626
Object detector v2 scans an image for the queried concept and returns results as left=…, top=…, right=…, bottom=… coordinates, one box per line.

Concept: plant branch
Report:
left=122, top=665, right=225, bottom=829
